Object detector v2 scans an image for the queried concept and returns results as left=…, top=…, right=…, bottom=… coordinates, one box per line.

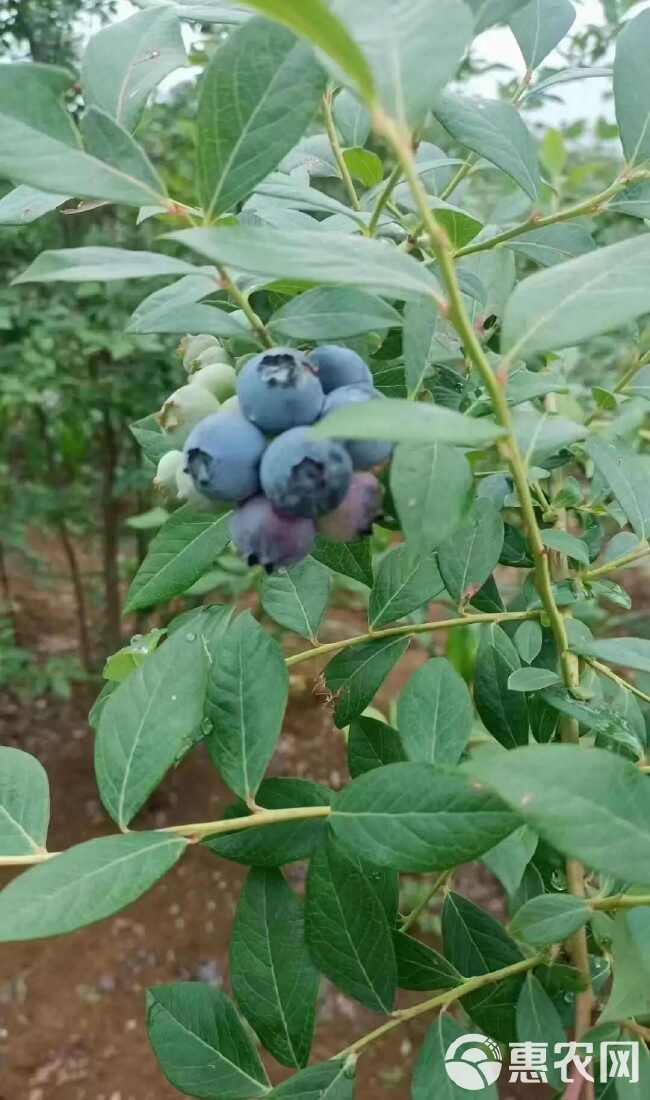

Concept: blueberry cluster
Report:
left=157, top=341, right=391, bottom=572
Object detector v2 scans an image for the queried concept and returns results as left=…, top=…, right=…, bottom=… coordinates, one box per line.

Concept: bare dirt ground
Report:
left=0, top=542, right=556, bottom=1100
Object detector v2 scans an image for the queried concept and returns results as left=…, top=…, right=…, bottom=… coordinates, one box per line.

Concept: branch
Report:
left=400, top=869, right=451, bottom=932
left=582, top=543, right=650, bottom=581
left=367, top=161, right=403, bottom=236
left=592, top=893, right=650, bottom=912
left=285, top=609, right=541, bottom=668
left=584, top=657, right=650, bottom=707
left=338, top=953, right=544, bottom=1057
left=216, top=265, right=272, bottom=348
left=322, top=89, right=361, bottom=212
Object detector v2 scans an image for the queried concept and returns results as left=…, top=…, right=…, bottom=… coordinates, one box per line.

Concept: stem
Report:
left=0, top=806, right=332, bottom=866
left=379, top=117, right=578, bottom=694
left=439, top=157, right=475, bottom=202
left=338, top=953, right=544, bottom=1058
left=367, top=162, right=403, bottom=236
left=592, top=893, right=650, bottom=912
left=400, top=869, right=451, bottom=932
left=453, top=175, right=639, bottom=260
left=322, top=89, right=361, bottom=212
left=585, top=658, right=650, bottom=707
left=216, top=266, right=272, bottom=348
left=285, top=609, right=541, bottom=668
left=582, top=543, right=650, bottom=580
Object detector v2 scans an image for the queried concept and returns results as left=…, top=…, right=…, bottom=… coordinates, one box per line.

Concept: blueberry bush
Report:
left=4, top=1, right=650, bottom=1096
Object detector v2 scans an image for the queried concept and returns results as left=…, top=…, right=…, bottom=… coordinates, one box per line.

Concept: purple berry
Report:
left=230, top=496, right=316, bottom=571
left=321, top=384, right=393, bottom=470
left=183, top=410, right=266, bottom=502
left=317, top=473, right=383, bottom=542
left=237, top=347, right=324, bottom=432
left=260, top=427, right=353, bottom=519
left=307, top=345, right=373, bottom=393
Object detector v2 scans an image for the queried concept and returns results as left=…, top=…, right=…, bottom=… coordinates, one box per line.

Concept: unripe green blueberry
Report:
left=157, top=385, right=220, bottom=438
left=153, top=449, right=183, bottom=495
left=190, top=361, right=237, bottom=401
left=181, top=334, right=220, bottom=369
left=221, top=395, right=240, bottom=414
left=175, top=466, right=214, bottom=508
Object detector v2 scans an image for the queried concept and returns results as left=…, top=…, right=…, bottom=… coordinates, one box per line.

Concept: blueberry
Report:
left=321, top=384, right=393, bottom=470
left=183, top=411, right=266, bottom=502
left=230, top=496, right=316, bottom=571
left=260, top=427, right=353, bottom=518
left=317, top=473, right=383, bottom=542
left=237, top=347, right=324, bottom=432
left=307, top=345, right=373, bottom=393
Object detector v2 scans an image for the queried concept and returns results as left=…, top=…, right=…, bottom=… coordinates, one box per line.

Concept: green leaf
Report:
left=146, top=982, right=269, bottom=1099
left=442, top=891, right=524, bottom=1040
left=434, top=93, right=541, bottom=199
left=403, top=298, right=441, bottom=398
left=397, top=658, right=473, bottom=765
left=474, top=624, right=529, bottom=748
left=268, top=1059, right=354, bottom=1099
left=502, top=234, right=650, bottom=358
left=510, top=0, right=575, bottom=70
left=609, top=179, right=650, bottom=220
left=0, top=185, right=68, bottom=225
left=14, top=246, right=196, bottom=286
left=369, top=545, right=445, bottom=628
left=587, top=437, right=650, bottom=541
left=511, top=893, right=591, bottom=945
left=515, top=975, right=565, bottom=1088
left=198, top=19, right=325, bottom=219
left=0, top=748, right=49, bottom=856
left=572, top=635, right=650, bottom=674
left=314, top=398, right=505, bottom=449
left=347, top=716, right=406, bottom=778
left=481, top=825, right=538, bottom=897
left=81, top=6, right=186, bottom=131
left=467, top=744, right=650, bottom=883
left=412, top=1013, right=499, bottom=1099
left=334, top=88, right=370, bottom=147
left=167, top=226, right=441, bottom=300
left=330, top=761, right=517, bottom=872
left=514, top=620, right=543, bottom=664
left=204, top=778, right=331, bottom=866
left=330, top=0, right=473, bottom=128
left=325, top=635, right=409, bottom=728
left=124, top=506, right=232, bottom=613
left=305, top=838, right=397, bottom=1013
left=394, top=932, right=462, bottom=991
left=0, top=63, right=169, bottom=208
left=239, top=0, right=374, bottom=104
left=342, top=147, right=383, bottom=188
left=541, top=688, right=643, bottom=757
left=261, top=558, right=330, bottom=642
left=391, top=442, right=474, bottom=556
left=512, top=408, right=587, bottom=464
left=269, top=287, right=402, bottom=341
left=468, top=0, right=531, bottom=32
left=438, top=499, right=504, bottom=605
left=507, top=667, right=561, bottom=692
left=0, top=833, right=186, bottom=942
left=615, top=1039, right=650, bottom=1099
left=311, top=535, right=373, bottom=587
left=230, top=868, right=318, bottom=1068
left=626, top=364, right=650, bottom=399
left=540, top=527, right=590, bottom=566
left=614, top=9, right=650, bottom=166
left=600, top=908, right=650, bottom=1022
left=504, top=221, right=595, bottom=267
left=129, top=303, right=251, bottom=338
left=206, top=611, right=288, bottom=803
left=94, top=630, right=207, bottom=829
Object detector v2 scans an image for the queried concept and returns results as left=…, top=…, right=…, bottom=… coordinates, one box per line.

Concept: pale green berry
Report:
left=181, top=334, right=220, bottom=368
left=220, top=394, right=240, bottom=414
left=189, top=361, right=237, bottom=401
left=157, top=385, right=220, bottom=438
left=153, top=450, right=183, bottom=495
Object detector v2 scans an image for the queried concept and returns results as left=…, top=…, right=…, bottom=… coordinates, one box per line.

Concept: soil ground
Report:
left=0, top=539, right=565, bottom=1100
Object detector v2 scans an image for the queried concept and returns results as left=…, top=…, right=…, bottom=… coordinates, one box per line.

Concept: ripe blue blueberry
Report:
left=183, top=410, right=266, bottom=502
left=230, top=496, right=316, bottom=572
left=260, top=427, right=353, bottom=518
left=307, top=345, right=373, bottom=393
left=321, top=384, right=393, bottom=470
left=237, top=347, right=324, bottom=432
left=317, top=473, right=383, bottom=542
